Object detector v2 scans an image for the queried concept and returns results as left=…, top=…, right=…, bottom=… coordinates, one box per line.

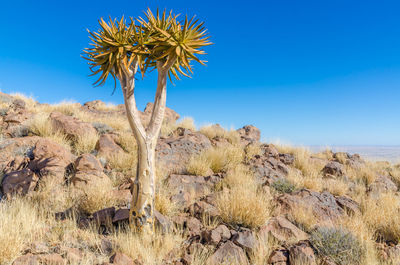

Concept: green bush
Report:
left=271, top=178, right=296, bottom=193
left=310, top=227, right=362, bottom=265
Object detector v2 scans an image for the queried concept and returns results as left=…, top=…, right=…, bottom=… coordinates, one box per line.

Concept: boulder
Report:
left=232, top=229, right=256, bottom=251
left=113, top=208, right=130, bottom=223
left=93, top=207, right=115, bottom=226
left=268, top=248, right=289, bottom=264
left=237, top=125, right=260, bottom=144
left=207, top=241, right=248, bottom=265
left=154, top=210, right=173, bottom=233
left=368, top=175, right=397, bottom=195
left=2, top=168, right=38, bottom=198
left=70, top=154, right=111, bottom=189
left=261, top=216, right=308, bottom=242
left=202, top=225, right=231, bottom=245
left=50, top=112, right=97, bottom=139
left=28, top=138, right=74, bottom=179
left=141, top=102, right=179, bottom=125
left=96, top=133, right=125, bottom=158
left=248, top=153, right=290, bottom=185
left=0, top=136, right=41, bottom=173
left=322, top=161, right=345, bottom=178
left=156, top=130, right=211, bottom=172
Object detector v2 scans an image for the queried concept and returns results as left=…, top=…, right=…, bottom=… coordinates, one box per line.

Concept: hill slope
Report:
left=0, top=92, right=400, bottom=265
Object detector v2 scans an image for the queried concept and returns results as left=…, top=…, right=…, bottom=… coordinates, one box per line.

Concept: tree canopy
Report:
left=83, top=8, right=212, bottom=88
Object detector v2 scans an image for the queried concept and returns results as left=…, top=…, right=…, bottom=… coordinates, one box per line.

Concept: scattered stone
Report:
left=232, top=229, right=256, bottom=251
left=112, top=208, right=130, bottom=223
left=110, top=252, right=135, bottom=265
left=268, top=248, right=289, bottom=264
left=288, top=241, right=317, bottom=265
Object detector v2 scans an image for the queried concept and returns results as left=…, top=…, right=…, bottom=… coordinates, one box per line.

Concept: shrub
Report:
left=310, top=227, right=362, bottom=265
left=92, top=122, right=114, bottom=135
left=271, top=179, right=296, bottom=193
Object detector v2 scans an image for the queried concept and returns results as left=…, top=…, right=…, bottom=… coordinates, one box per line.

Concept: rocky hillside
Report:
left=0, top=92, right=400, bottom=265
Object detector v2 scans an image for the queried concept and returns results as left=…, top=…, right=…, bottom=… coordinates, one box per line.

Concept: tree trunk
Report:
left=121, top=61, right=172, bottom=232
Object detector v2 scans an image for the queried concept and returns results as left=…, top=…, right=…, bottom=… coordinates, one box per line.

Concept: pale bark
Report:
left=119, top=59, right=175, bottom=232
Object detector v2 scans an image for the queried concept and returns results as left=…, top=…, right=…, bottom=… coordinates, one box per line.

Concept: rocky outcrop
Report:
left=237, top=125, right=260, bottom=144
left=276, top=189, right=359, bottom=223
left=156, top=128, right=211, bottom=172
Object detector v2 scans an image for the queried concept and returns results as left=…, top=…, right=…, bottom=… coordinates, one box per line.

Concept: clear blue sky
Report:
left=1, top=0, right=399, bottom=145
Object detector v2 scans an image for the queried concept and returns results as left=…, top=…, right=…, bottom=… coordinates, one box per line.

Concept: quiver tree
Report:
left=83, top=9, right=211, bottom=232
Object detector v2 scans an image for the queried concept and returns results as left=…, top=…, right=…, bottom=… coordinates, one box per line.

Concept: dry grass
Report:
left=73, top=177, right=115, bottom=214
left=161, top=117, right=196, bottom=136
left=0, top=198, right=46, bottom=264
left=361, top=193, right=400, bottom=243
left=116, top=131, right=137, bottom=153
left=186, top=145, right=244, bottom=175
left=216, top=185, right=272, bottom=229
left=249, top=232, right=278, bottom=265
left=199, top=124, right=241, bottom=145
left=73, top=131, right=99, bottom=155
left=177, top=117, right=196, bottom=131
left=28, top=113, right=71, bottom=150
left=74, top=110, right=130, bottom=132
left=323, top=178, right=349, bottom=196
left=34, top=100, right=81, bottom=116
left=244, top=142, right=262, bottom=161
left=113, top=229, right=183, bottom=265
left=10, top=92, right=37, bottom=110
left=155, top=187, right=179, bottom=217
left=106, top=151, right=137, bottom=173
left=288, top=204, right=319, bottom=232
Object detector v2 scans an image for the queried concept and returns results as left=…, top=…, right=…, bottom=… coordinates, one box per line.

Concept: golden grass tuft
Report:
left=0, top=198, right=46, bottom=264
left=361, top=193, right=400, bottom=243
left=186, top=145, right=244, bottom=175
left=74, top=178, right=116, bottom=214
left=199, top=124, right=241, bottom=145
left=116, top=131, right=137, bottom=153
left=73, top=131, right=99, bottom=155
left=74, top=110, right=130, bottom=132
left=244, top=142, right=262, bottom=161
left=249, top=232, right=279, bottom=265
left=216, top=185, right=272, bottom=229
left=113, top=229, right=184, bottom=265
left=106, top=151, right=137, bottom=173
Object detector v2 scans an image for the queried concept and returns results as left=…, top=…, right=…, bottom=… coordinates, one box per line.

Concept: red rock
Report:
left=2, top=168, right=38, bottom=198
left=93, top=207, right=115, bottom=226
left=28, top=138, right=74, bottom=179
left=50, top=111, right=97, bottom=139
left=96, top=134, right=125, bottom=157
left=322, top=161, right=345, bottom=177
